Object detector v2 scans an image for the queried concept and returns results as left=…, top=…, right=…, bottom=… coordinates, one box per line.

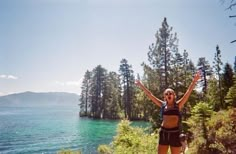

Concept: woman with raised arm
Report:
left=135, top=71, right=201, bottom=154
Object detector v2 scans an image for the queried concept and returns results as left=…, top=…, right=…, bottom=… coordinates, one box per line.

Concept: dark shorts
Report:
left=159, top=127, right=182, bottom=147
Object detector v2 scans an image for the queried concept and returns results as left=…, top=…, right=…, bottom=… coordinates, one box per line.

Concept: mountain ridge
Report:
left=0, top=91, right=80, bottom=107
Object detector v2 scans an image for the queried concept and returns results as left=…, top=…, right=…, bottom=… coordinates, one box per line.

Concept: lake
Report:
left=0, top=106, right=150, bottom=154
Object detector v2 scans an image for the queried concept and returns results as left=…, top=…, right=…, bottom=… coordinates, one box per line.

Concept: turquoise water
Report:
left=0, top=106, right=150, bottom=154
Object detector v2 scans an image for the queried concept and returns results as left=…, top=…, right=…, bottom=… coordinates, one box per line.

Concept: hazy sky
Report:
left=0, top=0, right=236, bottom=96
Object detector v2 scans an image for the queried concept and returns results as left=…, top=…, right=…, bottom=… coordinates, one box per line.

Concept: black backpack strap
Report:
left=178, top=105, right=183, bottom=133
left=174, top=102, right=182, bottom=132
left=160, top=102, right=166, bottom=121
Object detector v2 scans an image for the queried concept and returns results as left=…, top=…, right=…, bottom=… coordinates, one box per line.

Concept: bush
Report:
left=207, top=108, right=236, bottom=154
left=187, top=105, right=236, bottom=154
left=57, top=149, right=82, bottom=154
left=187, top=102, right=213, bottom=154
left=98, top=120, right=158, bottom=154
left=97, top=145, right=112, bottom=154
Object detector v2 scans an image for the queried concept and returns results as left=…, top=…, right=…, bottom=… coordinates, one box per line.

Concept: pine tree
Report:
left=222, top=63, right=234, bottom=100
left=225, top=75, right=236, bottom=107
left=90, top=65, right=107, bottom=118
left=79, top=70, right=91, bottom=117
left=213, top=45, right=223, bottom=108
left=103, top=72, right=122, bottom=119
left=182, top=51, right=197, bottom=93
left=206, top=77, right=221, bottom=111
left=197, top=57, right=212, bottom=94
left=171, top=49, right=184, bottom=97
left=140, top=64, right=162, bottom=125
left=187, top=102, right=213, bottom=153
left=234, top=56, right=236, bottom=72
left=119, top=59, right=135, bottom=120
left=147, top=17, right=178, bottom=92
left=142, top=18, right=181, bottom=128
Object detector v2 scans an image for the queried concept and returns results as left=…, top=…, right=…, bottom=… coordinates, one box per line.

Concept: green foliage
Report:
left=191, top=101, right=213, bottom=118
left=207, top=108, right=236, bottom=154
left=212, top=45, right=224, bottom=109
left=103, top=72, right=122, bottom=119
left=57, top=149, right=81, bottom=154
left=147, top=17, right=179, bottom=91
left=222, top=63, right=234, bottom=98
left=234, top=56, right=236, bottom=73
left=206, top=77, right=221, bottom=111
left=225, top=75, right=236, bottom=107
left=79, top=70, right=91, bottom=116
left=119, top=59, right=135, bottom=120
left=197, top=57, right=212, bottom=94
left=98, top=120, right=158, bottom=154
left=133, top=87, right=149, bottom=120
left=97, top=145, right=112, bottom=154
left=187, top=102, right=236, bottom=154
left=187, top=102, right=213, bottom=154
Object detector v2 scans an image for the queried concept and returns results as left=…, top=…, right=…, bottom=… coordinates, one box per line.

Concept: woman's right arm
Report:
left=135, top=80, right=163, bottom=108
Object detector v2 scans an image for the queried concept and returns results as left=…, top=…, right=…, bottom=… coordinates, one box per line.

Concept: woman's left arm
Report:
left=177, top=71, right=201, bottom=109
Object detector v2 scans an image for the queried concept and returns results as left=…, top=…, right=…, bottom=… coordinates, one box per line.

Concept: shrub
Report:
left=57, top=149, right=82, bottom=154
left=97, top=145, right=112, bottom=154
left=98, top=120, right=158, bottom=154
left=187, top=105, right=236, bottom=154
left=207, top=108, right=236, bottom=154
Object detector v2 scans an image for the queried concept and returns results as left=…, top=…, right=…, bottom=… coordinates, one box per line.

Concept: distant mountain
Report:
left=0, top=91, right=80, bottom=107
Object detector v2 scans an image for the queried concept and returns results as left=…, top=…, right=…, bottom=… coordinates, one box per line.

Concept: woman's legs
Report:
left=158, top=144, right=169, bottom=154
left=158, top=145, right=181, bottom=154
left=170, top=146, right=181, bottom=154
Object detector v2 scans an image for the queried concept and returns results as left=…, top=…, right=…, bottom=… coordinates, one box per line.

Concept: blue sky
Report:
left=0, top=0, right=236, bottom=96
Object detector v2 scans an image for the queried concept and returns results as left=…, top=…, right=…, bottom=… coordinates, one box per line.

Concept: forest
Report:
left=79, top=17, right=236, bottom=153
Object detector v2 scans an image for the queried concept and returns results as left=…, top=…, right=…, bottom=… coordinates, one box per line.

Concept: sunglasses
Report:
left=165, top=92, right=174, bottom=96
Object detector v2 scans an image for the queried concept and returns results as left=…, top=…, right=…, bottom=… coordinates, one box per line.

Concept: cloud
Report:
left=66, top=81, right=81, bottom=86
left=0, top=74, right=18, bottom=80
left=54, top=79, right=82, bottom=87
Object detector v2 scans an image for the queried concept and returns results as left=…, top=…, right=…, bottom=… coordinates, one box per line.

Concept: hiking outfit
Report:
left=159, top=102, right=182, bottom=147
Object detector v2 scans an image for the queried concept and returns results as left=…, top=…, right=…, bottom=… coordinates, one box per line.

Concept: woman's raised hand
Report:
left=194, top=70, right=201, bottom=82
left=135, top=80, right=142, bottom=86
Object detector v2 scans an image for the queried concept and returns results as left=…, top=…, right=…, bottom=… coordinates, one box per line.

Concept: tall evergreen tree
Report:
left=133, top=73, right=144, bottom=120
left=119, top=59, right=135, bottom=120
left=140, top=64, right=162, bottom=126
left=188, top=60, right=196, bottom=74
left=147, top=17, right=178, bottom=92
left=79, top=70, right=91, bottom=116
left=141, top=18, right=181, bottom=128
left=174, top=50, right=197, bottom=120
left=90, top=65, right=107, bottom=118
left=213, top=45, right=223, bottom=108
left=225, top=75, right=236, bottom=107
left=206, top=77, right=221, bottom=111
left=234, top=56, right=236, bottom=72
left=222, top=63, right=234, bottom=101
left=183, top=50, right=190, bottom=87
left=103, top=72, right=122, bottom=119
left=187, top=102, right=213, bottom=153
left=182, top=51, right=197, bottom=92
left=197, top=57, right=212, bottom=94
left=171, top=49, right=184, bottom=97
